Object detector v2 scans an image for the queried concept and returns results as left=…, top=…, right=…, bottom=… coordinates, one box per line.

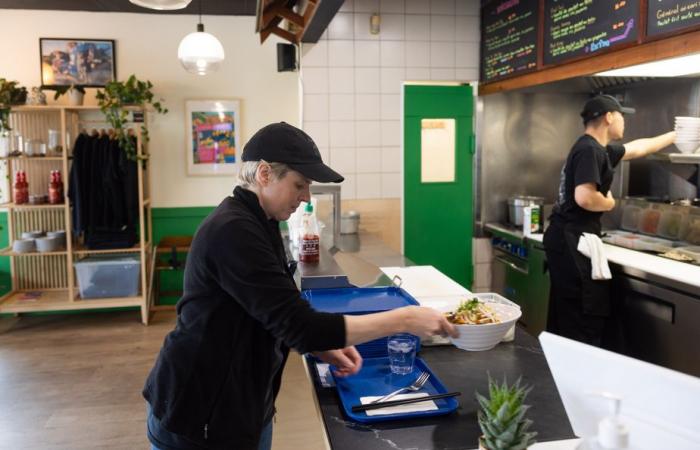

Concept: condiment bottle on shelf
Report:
left=299, top=202, right=320, bottom=263
left=48, top=170, right=64, bottom=204
left=13, top=171, right=28, bottom=204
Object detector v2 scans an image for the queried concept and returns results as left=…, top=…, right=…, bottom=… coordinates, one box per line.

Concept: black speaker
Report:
left=277, top=43, right=297, bottom=72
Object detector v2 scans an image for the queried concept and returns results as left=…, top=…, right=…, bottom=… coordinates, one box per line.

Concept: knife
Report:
left=351, top=391, right=461, bottom=413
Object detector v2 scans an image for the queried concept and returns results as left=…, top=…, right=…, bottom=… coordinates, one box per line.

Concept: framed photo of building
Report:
left=185, top=99, right=242, bottom=176
left=40, top=38, right=116, bottom=87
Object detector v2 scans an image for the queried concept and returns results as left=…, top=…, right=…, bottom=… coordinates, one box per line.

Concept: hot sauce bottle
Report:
left=299, top=202, right=320, bottom=263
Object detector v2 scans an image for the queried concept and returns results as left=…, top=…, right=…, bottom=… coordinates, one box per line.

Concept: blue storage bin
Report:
left=74, top=255, right=141, bottom=299
left=302, top=286, right=421, bottom=357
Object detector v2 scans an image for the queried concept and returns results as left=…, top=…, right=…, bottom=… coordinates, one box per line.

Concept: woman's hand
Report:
left=313, top=346, right=363, bottom=377
left=403, top=306, right=459, bottom=339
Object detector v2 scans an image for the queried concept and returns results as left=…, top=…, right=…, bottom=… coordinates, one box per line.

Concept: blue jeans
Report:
left=147, top=405, right=273, bottom=450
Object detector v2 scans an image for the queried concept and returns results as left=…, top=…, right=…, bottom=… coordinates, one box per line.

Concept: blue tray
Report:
left=332, top=356, right=458, bottom=423
left=302, top=287, right=421, bottom=358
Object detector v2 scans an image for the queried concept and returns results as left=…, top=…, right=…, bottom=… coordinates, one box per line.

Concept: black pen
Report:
left=351, top=391, right=461, bottom=413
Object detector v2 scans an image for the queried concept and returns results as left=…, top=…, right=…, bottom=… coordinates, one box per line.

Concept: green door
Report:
left=403, top=85, right=474, bottom=288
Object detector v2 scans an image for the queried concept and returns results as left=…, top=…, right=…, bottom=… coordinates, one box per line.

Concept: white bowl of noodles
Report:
left=446, top=298, right=522, bottom=351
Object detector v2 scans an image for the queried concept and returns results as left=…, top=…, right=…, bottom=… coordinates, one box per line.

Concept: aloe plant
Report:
left=95, top=75, right=167, bottom=161
left=476, top=376, right=537, bottom=450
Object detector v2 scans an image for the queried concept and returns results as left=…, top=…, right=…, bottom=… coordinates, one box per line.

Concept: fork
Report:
left=370, top=371, right=431, bottom=404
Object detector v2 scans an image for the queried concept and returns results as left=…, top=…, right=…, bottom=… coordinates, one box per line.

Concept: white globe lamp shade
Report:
left=129, top=0, right=192, bottom=10
left=177, top=24, right=225, bottom=75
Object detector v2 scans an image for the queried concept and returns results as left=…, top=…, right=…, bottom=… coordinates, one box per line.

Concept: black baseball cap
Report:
left=242, top=122, right=344, bottom=183
left=581, top=94, right=636, bottom=124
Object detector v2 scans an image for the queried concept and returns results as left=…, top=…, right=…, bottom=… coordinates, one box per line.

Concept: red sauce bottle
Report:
left=299, top=202, right=320, bottom=263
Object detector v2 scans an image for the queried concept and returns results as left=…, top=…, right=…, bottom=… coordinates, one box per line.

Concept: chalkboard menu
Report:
left=481, top=0, right=539, bottom=82
left=544, top=0, right=639, bottom=66
left=648, top=1, right=700, bottom=37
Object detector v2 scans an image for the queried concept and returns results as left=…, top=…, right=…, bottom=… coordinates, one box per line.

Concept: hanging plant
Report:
left=0, top=78, right=28, bottom=131
left=95, top=75, right=168, bottom=161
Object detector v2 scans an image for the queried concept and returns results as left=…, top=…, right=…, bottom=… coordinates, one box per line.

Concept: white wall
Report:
left=300, top=0, right=480, bottom=200
left=0, top=9, right=298, bottom=207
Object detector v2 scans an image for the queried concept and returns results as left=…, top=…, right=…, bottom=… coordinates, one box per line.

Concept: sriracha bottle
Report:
left=299, top=202, right=320, bottom=263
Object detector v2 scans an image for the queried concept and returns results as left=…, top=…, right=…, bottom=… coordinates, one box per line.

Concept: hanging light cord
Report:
left=196, top=0, right=204, bottom=32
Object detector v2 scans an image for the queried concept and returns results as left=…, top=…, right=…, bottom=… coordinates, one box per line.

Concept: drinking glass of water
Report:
left=387, top=334, right=417, bottom=375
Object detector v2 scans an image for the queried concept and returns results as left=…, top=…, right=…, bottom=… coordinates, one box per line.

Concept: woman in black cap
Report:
left=143, top=122, right=458, bottom=450
left=544, top=95, right=675, bottom=347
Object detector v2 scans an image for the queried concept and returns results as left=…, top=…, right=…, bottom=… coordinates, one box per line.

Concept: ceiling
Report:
left=0, top=0, right=257, bottom=15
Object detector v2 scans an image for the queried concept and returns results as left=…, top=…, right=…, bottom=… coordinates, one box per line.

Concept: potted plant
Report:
left=53, top=84, right=86, bottom=106
left=0, top=78, right=28, bottom=131
left=475, top=376, right=538, bottom=450
left=95, top=74, right=168, bottom=161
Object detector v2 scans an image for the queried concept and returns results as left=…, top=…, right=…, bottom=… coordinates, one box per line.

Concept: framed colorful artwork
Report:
left=40, top=38, right=116, bottom=87
left=185, top=99, right=241, bottom=176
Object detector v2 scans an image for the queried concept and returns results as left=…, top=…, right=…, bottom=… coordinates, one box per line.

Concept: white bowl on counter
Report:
left=675, top=141, right=700, bottom=154
left=12, top=239, right=36, bottom=253
left=35, top=236, right=62, bottom=253
left=448, top=303, right=522, bottom=351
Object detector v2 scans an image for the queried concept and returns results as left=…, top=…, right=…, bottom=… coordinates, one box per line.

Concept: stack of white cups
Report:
left=674, top=116, right=700, bottom=154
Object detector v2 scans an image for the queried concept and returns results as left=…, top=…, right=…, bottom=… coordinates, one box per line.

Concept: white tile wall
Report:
left=301, top=0, right=480, bottom=199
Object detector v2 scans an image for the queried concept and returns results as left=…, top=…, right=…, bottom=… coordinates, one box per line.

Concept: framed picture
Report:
left=40, top=38, right=116, bottom=87
left=186, top=99, right=242, bottom=176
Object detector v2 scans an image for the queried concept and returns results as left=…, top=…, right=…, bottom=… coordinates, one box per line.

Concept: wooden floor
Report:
left=0, top=311, right=326, bottom=450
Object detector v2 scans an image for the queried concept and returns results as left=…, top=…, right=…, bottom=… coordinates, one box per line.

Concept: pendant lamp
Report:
left=177, top=0, right=225, bottom=75
left=129, top=0, right=192, bottom=10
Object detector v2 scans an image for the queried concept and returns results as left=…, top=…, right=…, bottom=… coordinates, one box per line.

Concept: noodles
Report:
left=445, top=298, right=500, bottom=325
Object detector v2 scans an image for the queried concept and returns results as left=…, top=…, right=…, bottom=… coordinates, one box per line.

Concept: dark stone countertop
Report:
left=307, top=328, right=575, bottom=450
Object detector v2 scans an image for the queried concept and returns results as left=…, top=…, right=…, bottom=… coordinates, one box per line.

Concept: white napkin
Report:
left=359, top=393, right=438, bottom=416
left=577, top=232, right=612, bottom=280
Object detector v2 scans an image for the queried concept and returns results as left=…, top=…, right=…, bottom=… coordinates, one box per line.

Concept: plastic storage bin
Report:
left=74, top=255, right=141, bottom=299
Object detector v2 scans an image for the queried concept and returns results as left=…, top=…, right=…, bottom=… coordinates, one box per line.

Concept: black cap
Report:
left=242, top=122, right=344, bottom=183
left=581, top=94, right=636, bottom=124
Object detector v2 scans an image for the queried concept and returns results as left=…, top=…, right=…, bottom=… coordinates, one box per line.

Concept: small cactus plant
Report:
left=476, top=376, right=537, bottom=450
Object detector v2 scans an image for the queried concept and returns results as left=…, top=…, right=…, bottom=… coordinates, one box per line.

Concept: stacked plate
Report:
left=674, top=116, right=700, bottom=154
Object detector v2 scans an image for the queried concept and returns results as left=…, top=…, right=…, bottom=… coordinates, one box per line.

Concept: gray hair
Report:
left=237, top=159, right=291, bottom=188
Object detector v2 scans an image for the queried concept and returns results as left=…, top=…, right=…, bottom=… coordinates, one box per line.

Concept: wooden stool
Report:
left=150, top=236, right=193, bottom=313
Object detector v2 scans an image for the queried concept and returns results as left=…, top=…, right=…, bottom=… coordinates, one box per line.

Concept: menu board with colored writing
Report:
left=648, top=1, right=700, bottom=37
left=481, top=0, right=539, bottom=82
left=544, top=0, right=639, bottom=65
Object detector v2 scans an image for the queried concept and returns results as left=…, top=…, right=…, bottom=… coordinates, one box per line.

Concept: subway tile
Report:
left=355, top=67, right=380, bottom=93
left=406, top=67, right=430, bottom=80
left=328, top=12, right=355, bottom=40
left=380, top=67, right=405, bottom=94
left=430, top=15, right=455, bottom=42
left=356, top=173, right=382, bottom=199
left=380, top=41, right=405, bottom=67
left=356, top=121, right=382, bottom=147
left=328, top=40, right=354, bottom=67
left=356, top=147, right=383, bottom=173
left=330, top=94, right=356, bottom=121
left=431, top=0, right=455, bottom=15
left=301, top=41, right=328, bottom=67
left=406, top=41, right=430, bottom=67
left=381, top=173, right=402, bottom=198
left=430, top=68, right=456, bottom=80
left=381, top=120, right=401, bottom=146
left=430, top=42, right=456, bottom=68
left=380, top=94, right=400, bottom=120
left=456, top=42, right=480, bottom=68
left=381, top=146, right=401, bottom=172
left=318, top=146, right=330, bottom=164
left=340, top=173, right=357, bottom=199
left=473, top=237, right=494, bottom=263
left=405, top=0, right=429, bottom=14
left=405, top=15, right=429, bottom=41
left=380, top=14, right=405, bottom=40
left=355, top=94, right=381, bottom=120
left=456, top=68, right=479, bottom=81
left=456, top=16, right=480, bottom=42
left=330, top=121, right=356, bottom=147
left=302, top=67, right=328, bottom=94
left=330, top=146, right=357, bottom=173
left=340, top=0, right=354, bottom=12
left=328, top=67, right=355, bottom=94
left=355, top=40, right=380, bottom=67
left=456, top=0, right=479, bottom=16
left=303, top=121, right=329, bottom=147
left=354, top=13, right=380, bottom=40
left=303, top=94, right=329, bottom=121
left=355, top=0, right=380, bottom=12
left=380, top=0, right=404, bottom=13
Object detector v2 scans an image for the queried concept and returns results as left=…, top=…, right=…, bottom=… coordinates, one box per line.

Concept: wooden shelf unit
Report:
left=0, top=105, right=153, bottom=324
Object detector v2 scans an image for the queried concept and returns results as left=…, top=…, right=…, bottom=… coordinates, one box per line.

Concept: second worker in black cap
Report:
left=544, top=95, right=675, bottom=347
left=142, top=122, right=459, bottom=450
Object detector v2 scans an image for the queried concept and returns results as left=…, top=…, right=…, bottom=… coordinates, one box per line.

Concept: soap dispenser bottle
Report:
left=596, top=393, right=629, bottom=449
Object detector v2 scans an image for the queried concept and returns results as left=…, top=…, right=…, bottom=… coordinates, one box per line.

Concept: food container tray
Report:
left=676, top=246, right=700, bottom=264
left=332, top=356, right=458, bottom=423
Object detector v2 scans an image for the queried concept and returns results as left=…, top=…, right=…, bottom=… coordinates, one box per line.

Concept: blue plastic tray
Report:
left=332, top=356, right=458, bottom=423
left=302, top=287, right=421, bottom=358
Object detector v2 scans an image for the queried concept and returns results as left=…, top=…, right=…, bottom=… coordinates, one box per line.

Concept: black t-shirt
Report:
left=550, top=134, right=626, bottom=228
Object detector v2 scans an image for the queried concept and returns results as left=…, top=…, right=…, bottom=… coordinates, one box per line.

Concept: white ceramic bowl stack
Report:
left=674, top=116, right=700, bottom=154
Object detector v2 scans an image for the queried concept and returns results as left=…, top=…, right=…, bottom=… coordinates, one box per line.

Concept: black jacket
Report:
left=143, top=187, right=346, bottom=449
